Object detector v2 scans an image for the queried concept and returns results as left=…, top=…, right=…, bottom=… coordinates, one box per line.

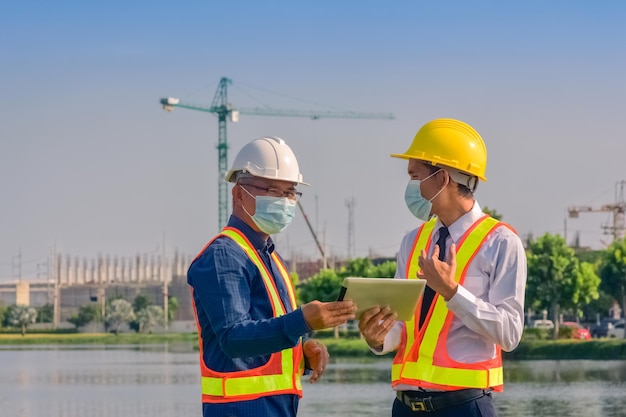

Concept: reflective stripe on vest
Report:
left=192, top=227, right=303, bottom=402
left=391, top=216, right=505, bottom=391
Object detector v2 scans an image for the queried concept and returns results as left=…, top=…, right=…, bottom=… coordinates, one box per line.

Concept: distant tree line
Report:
left=296, top=223, right=626, bottom=341
left=2, top=207, right=625, bottom=341
left=0, top=295, right=179, bottom=336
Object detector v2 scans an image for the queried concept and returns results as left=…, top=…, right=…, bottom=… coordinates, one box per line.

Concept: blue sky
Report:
left=1, top=1, right=625, bottom=280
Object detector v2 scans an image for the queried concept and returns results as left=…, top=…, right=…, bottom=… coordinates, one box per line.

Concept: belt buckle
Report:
left=410, top=397, right=433, bottom=412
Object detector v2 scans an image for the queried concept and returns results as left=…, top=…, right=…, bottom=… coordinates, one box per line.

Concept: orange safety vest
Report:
left=190, top=227, right=304, bottom=403
left=392, top=215, right=512, bottom=392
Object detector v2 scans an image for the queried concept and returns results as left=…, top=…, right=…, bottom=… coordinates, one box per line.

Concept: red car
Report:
left=561, top=321, right=591, bottom=340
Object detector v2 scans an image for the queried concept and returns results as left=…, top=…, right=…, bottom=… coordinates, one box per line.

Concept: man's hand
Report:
left=301, top=300, right=357, bottom=330
left=358, top=306, right=397, bottom=350
left=417, top=242, right=458, bottom=301
left=303, top=339, right=329, bottom=383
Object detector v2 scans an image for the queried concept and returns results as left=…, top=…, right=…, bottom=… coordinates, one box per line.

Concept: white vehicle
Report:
left=532, top=319, right=554, bottom=330
left=607, top=320, right=624, bottom=339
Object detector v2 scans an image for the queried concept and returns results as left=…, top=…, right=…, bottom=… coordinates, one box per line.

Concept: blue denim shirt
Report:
left=188, top=215, right=310, bottom=417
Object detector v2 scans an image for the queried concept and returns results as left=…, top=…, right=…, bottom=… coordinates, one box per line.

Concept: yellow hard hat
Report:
left=391, top=118, right=488, bottom=181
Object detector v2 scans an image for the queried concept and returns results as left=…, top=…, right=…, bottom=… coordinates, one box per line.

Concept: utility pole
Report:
left=98, top=286, right=106, bottom=327
left=563, top=209, right=568, bottom=245
left=161, top=232, right=169, bottom=331
left=346, top=197, right=356, bottom=260
left=12, top=249, right=22, bottom=282
left=52, top=246, right=61, bottom=328
left=37, top=260, right=49, bottom=305
left=315, top=195, right=319, bottom=238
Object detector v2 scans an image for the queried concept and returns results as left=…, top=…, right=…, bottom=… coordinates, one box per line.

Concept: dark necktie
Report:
left=418, top=226, right=449, bottom=329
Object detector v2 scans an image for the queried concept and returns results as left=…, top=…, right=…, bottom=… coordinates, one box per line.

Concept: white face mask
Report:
left=404, top=169, right=445, bottom=221
left=240, top=186, right=297, bottom=234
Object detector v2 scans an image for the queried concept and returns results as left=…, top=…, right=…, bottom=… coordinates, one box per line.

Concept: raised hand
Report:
left=418, top=242, right=459, bottom=301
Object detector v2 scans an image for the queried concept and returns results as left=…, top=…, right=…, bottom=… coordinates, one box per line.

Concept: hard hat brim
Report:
left=390, top=153, right=487, bottom=182
left=225, top=169, right=310, bottom=186
left=390, top=153, right=412, bottom=160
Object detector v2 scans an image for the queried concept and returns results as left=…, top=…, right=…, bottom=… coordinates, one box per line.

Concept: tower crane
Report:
left=568, top=180, right=626, bottom=243
left=160, top=76, right=395, bottom=231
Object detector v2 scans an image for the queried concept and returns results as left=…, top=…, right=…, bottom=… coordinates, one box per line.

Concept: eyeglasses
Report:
left=239, top=183, right=302, bottom=201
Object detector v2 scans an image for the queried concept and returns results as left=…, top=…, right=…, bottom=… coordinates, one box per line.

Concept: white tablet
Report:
left=337, top=277, right=426, bottom=321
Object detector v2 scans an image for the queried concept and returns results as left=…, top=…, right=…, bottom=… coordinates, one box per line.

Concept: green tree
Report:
left=68, top=304, right=102, bottom=328
left=7, top=305, right=38, bottom=336
left=0, top=302, right=7, bottom=328
left=482, top=206, right=503, bottom=220
left=129, top=294, right=153, bottom=332
left=526, top=233, right=597, bottom=339
left=136, top=305, right=165, bottom=334
left=342, top=258, right=374, bottom=278
left=35, top=303, right=54, bottom=323
left=574, top=262, right=601, bottom=314
left=574, top=248, right=603, bottom=265
left=598, top=237, right=626, bottom=337
left=581, top=290, right=616, bottom=321
left=133, top=294, right=152, bottom=313
left=167, top=296, right=179, bottom=322
left=299, top=269, right=343, bottom=303
left=369, top=260, right=397, bottom=278
left=105, top=299, right=135, bottom=335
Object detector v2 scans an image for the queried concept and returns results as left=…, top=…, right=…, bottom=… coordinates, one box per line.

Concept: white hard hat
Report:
left=225, top=136, right=310, bottom=185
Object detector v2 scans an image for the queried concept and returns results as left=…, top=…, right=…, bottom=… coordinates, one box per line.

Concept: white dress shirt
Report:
left=377, top=201, right=527, bottom=390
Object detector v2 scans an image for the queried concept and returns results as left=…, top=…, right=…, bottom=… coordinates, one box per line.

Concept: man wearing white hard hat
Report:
left=187, top=137, right=357, bottom=417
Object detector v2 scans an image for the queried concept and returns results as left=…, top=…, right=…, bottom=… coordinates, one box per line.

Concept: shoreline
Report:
left=1, top=332, right=625, bottom=359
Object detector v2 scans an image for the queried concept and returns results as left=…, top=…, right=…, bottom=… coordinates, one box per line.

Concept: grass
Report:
left=2, top=331, right=626, bottom=360
left=503, top=338, right=626, bottom=360
left=0, top=332, right=198, bottom=345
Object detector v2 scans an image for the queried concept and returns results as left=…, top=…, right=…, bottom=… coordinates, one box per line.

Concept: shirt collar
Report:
left=227, top=215, right=275, bottom=253
left=434, top=201, right=483, bottom=243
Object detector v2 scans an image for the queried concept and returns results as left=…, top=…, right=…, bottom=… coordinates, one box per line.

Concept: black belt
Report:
left=396, top=389, right=490, bottom=412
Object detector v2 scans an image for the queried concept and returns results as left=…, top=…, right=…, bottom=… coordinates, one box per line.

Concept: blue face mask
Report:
left=241, top=187, right=297, bottom=234
left=404, top=170, right=443, bottom=221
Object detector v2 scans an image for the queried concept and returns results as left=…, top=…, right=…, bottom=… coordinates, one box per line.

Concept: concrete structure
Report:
left=0, top=249, right=369, bottom=326
left=1, top=281, right=51, bottom=307
left=0, top=250, right=195, bottom=324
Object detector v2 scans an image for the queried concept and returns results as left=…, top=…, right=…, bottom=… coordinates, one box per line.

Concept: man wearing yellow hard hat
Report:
left=358, top=119, right=527, bottom=416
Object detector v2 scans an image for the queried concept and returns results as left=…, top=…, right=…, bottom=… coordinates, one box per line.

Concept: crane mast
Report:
left=212, top=78, right=231, bottom=229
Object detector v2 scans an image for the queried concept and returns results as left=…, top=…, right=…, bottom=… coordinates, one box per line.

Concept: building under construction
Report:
left=0, top=250, right=345, bottom=327
left=0, top=251, right=195, bottom=324
left=568, top=180, right=626, bottom=245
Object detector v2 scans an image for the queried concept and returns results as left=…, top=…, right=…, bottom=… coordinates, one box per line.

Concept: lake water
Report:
left=1, top=343, right=625, bottom=417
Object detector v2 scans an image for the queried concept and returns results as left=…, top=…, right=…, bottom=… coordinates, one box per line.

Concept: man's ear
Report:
left=232, top=184, right=243, bottom=204
left=440, top=169, right=451, bottom=187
